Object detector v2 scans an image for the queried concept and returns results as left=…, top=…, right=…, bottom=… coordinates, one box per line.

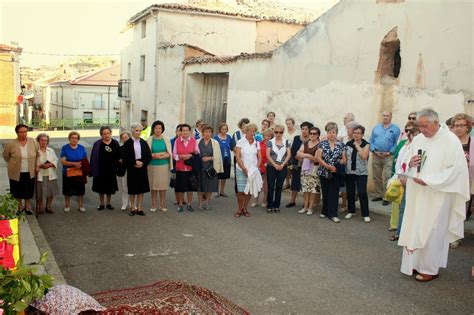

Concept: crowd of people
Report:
left=2, top=107, right=471, bottom=281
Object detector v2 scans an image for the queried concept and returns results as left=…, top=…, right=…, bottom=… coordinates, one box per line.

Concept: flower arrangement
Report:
left=0, top=194, right=23, bottom=220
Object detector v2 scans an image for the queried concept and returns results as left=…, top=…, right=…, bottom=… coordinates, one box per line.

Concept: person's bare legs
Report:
left=291, top=191, right=298, bottom=204
left=78, top=196, right=84, bottom=208
left=159, top=190, right=166, bottom=209
left=187, top=192, right=193, bottom=206
left=243, top=193, right=252, bottom=216
left=309, top=193, right=316, bottom=209
left=219, top=179, right=226, bottom=195
left=136, top=194, right=143, bottom=210
left=64, top=196, right=70, bottom=209
left=198, top=192, right=204, bottom=208
left=106, top=194, right=112, bottom=206
left=205, top=192, right=212, bottom=207
left=151, top=190, right=158, bottom=209
left=129, top=195, right=136, bottom=210
left=303, top=192, right=310, bottom=209
left=25, top=199, right=31, bottom=211
left=99, top=194, right=105, bottom=206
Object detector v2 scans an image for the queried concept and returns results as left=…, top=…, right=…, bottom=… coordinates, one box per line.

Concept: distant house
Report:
left=0, top=43, right=22, bottom=133
left=48, top=64, right=120, bottom=129
left=119, top=2, right=317, bottom=132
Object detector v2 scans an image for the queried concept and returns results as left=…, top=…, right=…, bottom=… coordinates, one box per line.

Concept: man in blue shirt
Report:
left=369, top=111, right=400, bottom=205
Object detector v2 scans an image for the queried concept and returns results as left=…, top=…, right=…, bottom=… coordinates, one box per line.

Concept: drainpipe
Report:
left=152, top=11, right=159, bottom=122
left=107, top=86, right=111, bottom=125
left=60, top=85, right=64, bottom=130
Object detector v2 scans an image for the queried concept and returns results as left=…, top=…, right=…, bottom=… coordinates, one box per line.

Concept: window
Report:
left=94, top=94, right=103, bottom=109
left=140, top=55, right=145, bottom=81
left=376, top=27, right=401, bottom=79
left=141, top=21, right=146, bottom=38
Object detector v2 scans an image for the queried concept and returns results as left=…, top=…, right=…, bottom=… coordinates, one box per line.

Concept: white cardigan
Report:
left=37, top=147, right=59, bottom=181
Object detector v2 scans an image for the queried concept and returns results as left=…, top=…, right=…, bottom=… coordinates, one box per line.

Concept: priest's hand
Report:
left=409, top=155, right=421, bottom=168
left=413, top=177, right=427, bottom=186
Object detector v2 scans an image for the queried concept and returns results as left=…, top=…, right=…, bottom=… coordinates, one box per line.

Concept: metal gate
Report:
left=201, top=73, right=228, bottom=131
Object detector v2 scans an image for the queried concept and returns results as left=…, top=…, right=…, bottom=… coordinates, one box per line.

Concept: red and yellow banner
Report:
left=0, top=218, right=20, bottom=270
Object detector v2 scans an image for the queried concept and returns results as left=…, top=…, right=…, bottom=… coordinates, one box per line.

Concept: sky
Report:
left=0, top=0, right=337, bottom=67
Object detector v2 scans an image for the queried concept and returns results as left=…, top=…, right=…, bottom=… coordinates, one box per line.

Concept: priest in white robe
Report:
left=398, top=108, right=469, bottom=282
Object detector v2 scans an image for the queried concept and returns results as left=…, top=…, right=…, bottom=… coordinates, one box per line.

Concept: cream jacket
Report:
left=2, top=137, right=39, bottom=181
left=36, top=147, right=59, bottom=181
left=197, top=138, right=224, bottom=173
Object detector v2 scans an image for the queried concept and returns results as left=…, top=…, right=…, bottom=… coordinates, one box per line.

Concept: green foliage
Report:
left=0, top=194, right=22, bottom=220
left=0, top=253, right=54, bottom=315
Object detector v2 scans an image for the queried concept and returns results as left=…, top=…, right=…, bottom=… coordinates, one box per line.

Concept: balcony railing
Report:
left=118, top=79, right=131, bottom=100
left=30, top=118, right=121, bottom=130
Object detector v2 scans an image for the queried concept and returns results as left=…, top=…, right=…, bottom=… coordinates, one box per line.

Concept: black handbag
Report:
left=205, top=166, right=217, bottom=179
left=169, top=173, right=176, bottom=188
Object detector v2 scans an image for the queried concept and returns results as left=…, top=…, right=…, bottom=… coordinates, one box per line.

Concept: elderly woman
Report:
left=117, top=131, right=131, bottom=211
left=340, top=120, right=360, bottom=212
left=214, top=123, right=232, bottom=197
left=316, top=122, right=347, bottom=223
left=267, top=111, right=276, bottom=128
left=344, top=125, right=371, bottom=222
left=60, top=131, right=88, bottom=212
left=147, top=120, right=172, bottom=212
left=35, top=133, right=59, bottom=214
left=173, top=124, right=200, bottom=212
left=90, top=126, right=120, bottom=210
left=122, top=123, right=152, bottom=216
left=251, top=128, right=273, bottom=208
left=235, top=123, right=262, bottom=217
left=266, top=124, right=291, bottom=213
left=2, top=124, right=38, bottom=215
left=297, top=127, right=321, bottom=215
left=255, top=119, right=270, bottom=142
left=197, top=125, right=223, bottom=210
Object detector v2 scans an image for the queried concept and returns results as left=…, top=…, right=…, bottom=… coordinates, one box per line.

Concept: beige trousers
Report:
left=372, top=153, right=393, bottom=198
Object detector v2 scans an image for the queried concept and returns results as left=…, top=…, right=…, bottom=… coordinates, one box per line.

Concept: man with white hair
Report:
left=398, top=108, right=469, bottom=282
left=338, top=113, right=355, bottom=141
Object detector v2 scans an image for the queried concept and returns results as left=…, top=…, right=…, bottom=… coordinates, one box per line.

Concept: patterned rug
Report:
left=92, top=280, right=249, bottom=314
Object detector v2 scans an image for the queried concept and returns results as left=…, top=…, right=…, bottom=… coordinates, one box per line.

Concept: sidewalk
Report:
left=0, top=157, right=66, bottom=284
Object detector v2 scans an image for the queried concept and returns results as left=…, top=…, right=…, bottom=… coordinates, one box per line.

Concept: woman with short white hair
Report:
left=36, top=133, right=59, bottom=214
left=122, top=122, right=152, bottom=216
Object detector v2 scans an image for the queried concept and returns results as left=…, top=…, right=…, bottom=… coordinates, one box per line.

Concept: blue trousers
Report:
left=266, top=165, right=288, bottom=209
left=320, top=175, right=340, bottom=219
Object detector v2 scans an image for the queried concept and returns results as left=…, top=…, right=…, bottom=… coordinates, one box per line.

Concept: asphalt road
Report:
left=34, top=137, right=474, bottom=314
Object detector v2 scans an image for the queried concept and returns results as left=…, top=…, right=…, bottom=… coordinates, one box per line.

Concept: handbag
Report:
left=384, top=178, right=404, bottom=203
left=205, top=166, right=217, bottom=179
left=66, top=167, right=82, bottom=177
left=169, top=173, right=176, bottom=188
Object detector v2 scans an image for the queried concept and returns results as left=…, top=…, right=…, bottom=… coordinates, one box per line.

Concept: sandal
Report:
left=389, top=235, right=399, bottom=241
left=415, top=273, right=438, bottom=282
left=234, top=210, right=242, bottom=218
left=243, top=210, right=251, bottom=217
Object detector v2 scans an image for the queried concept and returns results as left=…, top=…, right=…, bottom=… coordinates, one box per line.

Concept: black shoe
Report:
left=274, top=208, right=280, bottom=213
left=24, top=209, right=33, bottom=215
left=106, top=204, right=114, bottom=210
left=128, top=211, right=136, bottom=216
left=266, top=208, right=273, bottom=213
left=372, top=197, right=383, bottom=202
left=97, top=205, right=105, bottom=210
left=136, top=210, right=145, bottom=216
left=382, top=200, right=390, bottom=206
left=286, top=202, right=296, bottom=208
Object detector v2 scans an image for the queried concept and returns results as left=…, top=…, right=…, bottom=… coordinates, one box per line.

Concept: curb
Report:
left=26, top=216, right=67, bottom=285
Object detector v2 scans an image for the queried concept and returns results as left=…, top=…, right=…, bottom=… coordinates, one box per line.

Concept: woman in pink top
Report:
left=173, top=124, right=200, bottom=212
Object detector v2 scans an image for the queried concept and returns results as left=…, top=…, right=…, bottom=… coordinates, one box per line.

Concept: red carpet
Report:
left=92, top=280, right=249, bottom=314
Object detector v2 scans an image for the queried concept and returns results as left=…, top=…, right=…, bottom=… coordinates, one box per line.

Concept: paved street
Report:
left=22, top=137, right=472, bottom=314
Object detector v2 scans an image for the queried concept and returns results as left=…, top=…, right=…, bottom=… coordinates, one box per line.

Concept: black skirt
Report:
left=217, top=159, right=231, bottom=180
left=126, top=166, right=150, bottom=195
left=92, top=175, right=118, bottom=195
left=62, top=174, right=85, bottom=196
left=175, top=171, right=197, bottom=192
left=10, top=172, right=34, bottom=199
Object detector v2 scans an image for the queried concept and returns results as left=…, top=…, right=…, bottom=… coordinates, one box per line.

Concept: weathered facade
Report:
left=183, top=0, right=474, bottom=132
left=119, top=3, right=312, bottom=133
left=0, top=43, right=22, bottom=134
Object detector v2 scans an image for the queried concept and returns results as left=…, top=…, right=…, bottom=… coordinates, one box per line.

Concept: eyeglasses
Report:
left=405, top=128, right=412, bottom=133
left=309, top=132, right=318, bottom=135
left=274, top=131, right=283, bottom=134
left=453, top=124, right=467, bottom=128
left=408, top=117, right=417, bottom=121
left=352, top=131, right=362, bottom=134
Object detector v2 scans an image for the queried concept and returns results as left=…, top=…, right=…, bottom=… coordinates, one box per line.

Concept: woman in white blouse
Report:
left=36, top=133, right=59, bottom=214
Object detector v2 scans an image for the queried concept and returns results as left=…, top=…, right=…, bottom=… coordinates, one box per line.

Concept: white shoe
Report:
left=319, top=214, right=326, bottom=218
left=78, top=207, right=86, bottom=212
left=331, top=217, right=340, bottom=223
left=64, top=207, right=70, bottom=212
left=150, top=208, right=157, bottom=212
left=364, top=217, right=371, bottom=223
left=345, top=213, right=353, bottom=219
left=339, top=207, right=347, bottom=213
left=160, top=208, right=168, bottom=212
left=306, top=209, right=313, bottom=216
left=250, top=202, right=258, bottom=208
left=298, top=208, right=307, bottom=214
left=450, top=240, right=460, bottom=248
left=121, top=206, right=127, bottom=211
left=261, top=203, right=267, bottom=207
